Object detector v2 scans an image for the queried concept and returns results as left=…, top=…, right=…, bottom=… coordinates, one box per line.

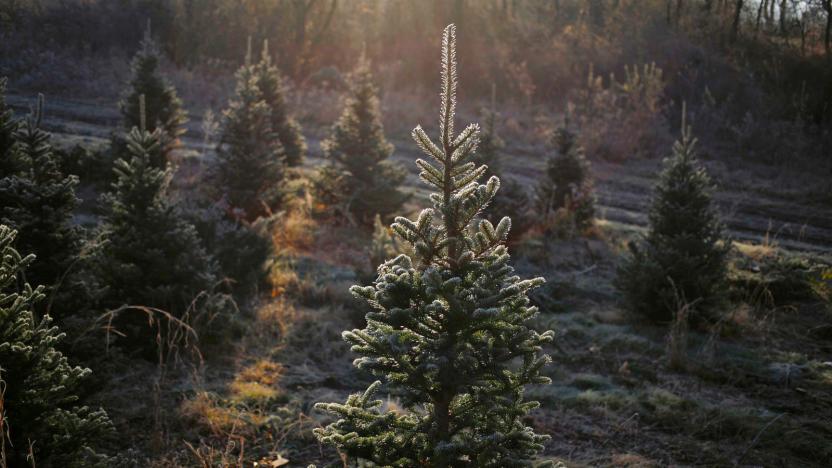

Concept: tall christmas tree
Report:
left=0, top=225, right=113, bottom=466
left=536, top=123, right=595, bottom=232
left=254, top=40, right=306, bottom=167
left=0, top=95, right=83, bottom=310
left=615, top=118, right=729, bottom=323
left=315, top=25, right=554, bottom=466
left=212, top=46, right=285, bottom=220
left=119, top=21, right=187, bottom=161
left=317, top=54, right=407, bottom=224
left=95, top=123, right=217, bottom=320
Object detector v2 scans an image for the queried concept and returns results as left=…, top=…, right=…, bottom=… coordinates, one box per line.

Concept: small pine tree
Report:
left=95, top=126, right=217, bottom=319
left=119, top=22, right=187, bottom=160
left=254, top=40, right=306, bottom=167
left=315, top=25, right=554, bottom=466
left=475, top=102, right=533, bottom=239
left=536, top=123, right=595, bottom=232
left=212, top=49, right=285, bottom=220
left=0, top=96, right=83, bottom=308
left=0, top=225, right=113, bottom=466
left=318, top=55, right=407, bottom=224
left=0, top=77, right=21, bottom=174
left=615, top=119, right=729, bottom=324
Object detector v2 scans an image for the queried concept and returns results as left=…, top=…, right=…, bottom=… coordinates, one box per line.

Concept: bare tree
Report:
left=731, top=0, right=745, bottom=42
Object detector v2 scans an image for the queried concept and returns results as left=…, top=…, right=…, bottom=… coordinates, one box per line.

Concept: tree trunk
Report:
left=779, top=0, right=786, bottom=36
left=730, top=0, right=743, bottom=43
left=755, top=0, right=764, bottom=33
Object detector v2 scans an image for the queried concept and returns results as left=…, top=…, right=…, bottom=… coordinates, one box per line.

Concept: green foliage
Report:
left=212, top=58, right=285, bottom=220
left=185, top=201, right=274, bottom=295
left=616, top=123, right=729, bottom=324
left=254, top=40, right=306, bottom=167
left=536, top=124, right=595, bottom=232
left=0, top=225, right=113, bottom=466
left=317, top=55, right=407, bottom=225
left=315, top=25, right=554, bottom=467
left=118, top=26, right=187, bottom=160
left=0, top=96, right=85, bottom=316
left=0, top=77, right=22, bottom=175
left=94, top=127, right=217, bottom=322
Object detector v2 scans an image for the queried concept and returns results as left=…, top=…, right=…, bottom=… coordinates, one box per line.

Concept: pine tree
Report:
left=317, top=55, right=407, bottom=224
left=315, top=25, right=554, bottom=467
left=0, top=77, right=21, bottom=175
left=119, top=22, right=187, bottom=160
left=536, top=123, right=595, bottom=232
left=212, top=49, right=285, bottom=220
left=615, top=120, right=729, bottom=324
left=475, top=103, right=533, bottom=239
left=0, top=225, right=113, bottom=466
left=0, top=96, right=83, bottom=310
left=254, top=40, right=306, bottom=167
left=95, top=125, right=217, bottom=320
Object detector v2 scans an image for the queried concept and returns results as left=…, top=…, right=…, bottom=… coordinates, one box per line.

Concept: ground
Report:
left=6, top=92, right=832, bottom=466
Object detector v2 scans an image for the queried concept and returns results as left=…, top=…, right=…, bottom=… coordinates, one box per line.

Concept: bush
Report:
left=571, top=63, right=668, bottom=161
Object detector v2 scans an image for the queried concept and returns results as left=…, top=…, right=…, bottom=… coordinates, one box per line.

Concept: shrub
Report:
left=571, top=63, right=667, bottom=161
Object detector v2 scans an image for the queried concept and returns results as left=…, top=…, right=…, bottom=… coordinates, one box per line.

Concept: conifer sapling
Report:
left=119, top=21, right=188, bottom=160
left=0, top=225, right=113, bottom=466
left=254, top=39, right=307, bottom=167
left=0, top=95, right=83, bottom=312
left=615, top=113, right=729, bottom=324
left=95, top=118, right=216, bottom=322
left=317, top=53, right=407, bottom=225
left=212, top=43, right=285, bottom=219
left=536, top=122, right=595, bottom=232
left=0, top=77, right=20, bottom=174
left=315, top=25, right=554, bottom=467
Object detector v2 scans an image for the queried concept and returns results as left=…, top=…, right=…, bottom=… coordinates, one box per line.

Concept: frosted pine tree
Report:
left=119, top=21, right=187, bottom=160
left=0, top=95, right=83, bottom=311
left=254, top=40, right=306, bottom=167
left=616, top=117, right=729, bottom=323
left=315, top=25, right=554, bottom=467
left=212, top=44, right=285, bottom=220
left=95, top=122, right=216, bottom=324
left=317, top=54, right=407, bottom=224
left=0, top=225, right=113, bottom=466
